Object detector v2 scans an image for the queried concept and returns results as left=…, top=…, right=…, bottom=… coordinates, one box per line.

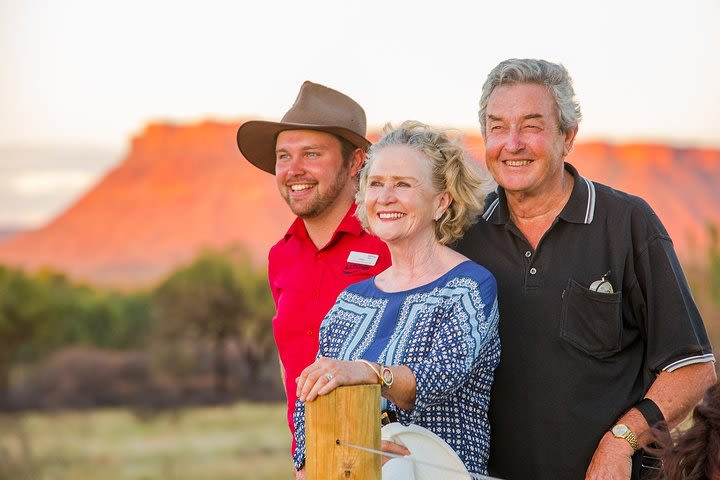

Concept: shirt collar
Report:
left=483, top=162, right=596, bottom=225
left=558, top=162, right=596, bottom=224
left=283, top=203, right=363, bottom=242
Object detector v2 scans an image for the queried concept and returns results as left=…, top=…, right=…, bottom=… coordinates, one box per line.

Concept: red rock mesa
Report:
left=0, top=122, right=718, bottom=286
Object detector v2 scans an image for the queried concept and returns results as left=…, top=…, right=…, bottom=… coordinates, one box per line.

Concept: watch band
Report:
left=635, top=398, right=666, bottom=429
left=611, top=424, right=640, bottom=451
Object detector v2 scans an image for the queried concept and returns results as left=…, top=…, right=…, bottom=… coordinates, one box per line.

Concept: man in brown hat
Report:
left=237, top=81, right=391, bottom=448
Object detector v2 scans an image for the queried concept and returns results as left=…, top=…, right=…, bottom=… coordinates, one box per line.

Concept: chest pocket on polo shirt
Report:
left=560, top=278, right=622, bottom=358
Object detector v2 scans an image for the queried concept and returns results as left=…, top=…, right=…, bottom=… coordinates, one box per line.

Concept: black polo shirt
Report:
left=455, top=162, right=714, bottom=480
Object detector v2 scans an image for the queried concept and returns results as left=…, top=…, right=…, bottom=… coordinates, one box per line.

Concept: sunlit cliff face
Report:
left=0, top=122, right=718, bottom=287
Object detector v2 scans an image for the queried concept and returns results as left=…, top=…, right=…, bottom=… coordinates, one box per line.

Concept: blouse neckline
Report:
left=370, top=260, right=474, bottom=295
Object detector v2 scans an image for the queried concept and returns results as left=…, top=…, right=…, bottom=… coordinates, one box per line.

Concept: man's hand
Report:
left=585, top=363, right=716, bottom=479
left=585, top=431, right=633, bottom=480
left=294, top=467, right=305, bottom=480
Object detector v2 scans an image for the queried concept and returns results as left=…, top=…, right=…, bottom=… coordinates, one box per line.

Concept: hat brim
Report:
left=237, top=120, right=371, bottom=175
left=381, top=423, right=469, bottom=479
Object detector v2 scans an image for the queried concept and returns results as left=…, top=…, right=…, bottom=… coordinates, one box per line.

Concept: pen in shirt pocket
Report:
left=589, top=270, right=614, bottom=294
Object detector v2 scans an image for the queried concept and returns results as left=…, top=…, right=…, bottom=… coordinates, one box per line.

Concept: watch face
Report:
left=612, top=424, right=629, bottom=436
left=382, top=367, right=393, bottom=385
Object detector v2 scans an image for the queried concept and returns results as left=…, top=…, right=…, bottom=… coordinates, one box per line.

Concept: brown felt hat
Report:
left=236, top=81, right=371, bottom=175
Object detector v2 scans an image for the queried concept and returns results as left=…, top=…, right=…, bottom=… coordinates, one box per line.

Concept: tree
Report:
left=234, top=255, right=276, bottom=385
left=709, top=223, right=720, bottom=306
left=0, top=266, right=56, bottom=408
left=152, top=249, right=272, bottom=395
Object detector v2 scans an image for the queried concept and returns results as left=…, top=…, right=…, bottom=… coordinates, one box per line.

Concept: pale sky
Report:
left=1, top=0, right=719, bottom=150
left=0, top=0, right=719, bottom=228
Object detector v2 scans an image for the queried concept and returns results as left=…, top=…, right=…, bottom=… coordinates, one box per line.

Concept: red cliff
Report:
left=0, top=122, right=718, bottom=286
left=0, top=121, right=293, bottom=285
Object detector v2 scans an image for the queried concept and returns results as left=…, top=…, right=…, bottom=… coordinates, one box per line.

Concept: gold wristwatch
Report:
left=380, top=365, right=394, bottom=392
left=356, top=359, right=393, bottom=392
left=611, top=424, right=639, bottom=451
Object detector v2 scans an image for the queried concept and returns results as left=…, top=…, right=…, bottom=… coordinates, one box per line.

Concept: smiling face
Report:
left=484, top=83, right=577, bottom=198
left=274, top=129, right=359, bottom=219
left=363, top=144, right=449, bottom=245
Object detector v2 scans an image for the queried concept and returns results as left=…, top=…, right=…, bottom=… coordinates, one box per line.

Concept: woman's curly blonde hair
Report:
left=356, top=120, right=491, bottom=245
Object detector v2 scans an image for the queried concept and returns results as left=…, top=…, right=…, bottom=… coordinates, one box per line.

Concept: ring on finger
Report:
left=324, top=372, right=334, bottom=381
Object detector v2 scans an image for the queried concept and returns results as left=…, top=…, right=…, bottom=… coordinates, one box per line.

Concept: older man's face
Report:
left=484, top=83, right=576, bottom=198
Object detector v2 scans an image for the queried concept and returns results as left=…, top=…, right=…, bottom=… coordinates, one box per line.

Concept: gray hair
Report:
left=478, top=58, right=582, bottom=135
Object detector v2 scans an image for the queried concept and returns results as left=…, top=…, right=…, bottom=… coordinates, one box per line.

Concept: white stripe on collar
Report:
left=582, top=176, right=596, bottom=224
left=482, top=197, right=500, bottom=221
left=483, top=178, right=595, bottom=224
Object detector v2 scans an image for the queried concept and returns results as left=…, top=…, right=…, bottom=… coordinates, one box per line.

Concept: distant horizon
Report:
left=2, top=123, right=719, bottom=288
left=6, top=116, right=720, bottom=151
left=3, top=0, right=718, bottom=229
left=2, top=1, right=719, bottom=149
left=2, top=120, right=720, bottom=231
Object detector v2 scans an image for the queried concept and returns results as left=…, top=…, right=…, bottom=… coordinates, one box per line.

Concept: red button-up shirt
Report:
left=268, top=204, right=391, bottom=441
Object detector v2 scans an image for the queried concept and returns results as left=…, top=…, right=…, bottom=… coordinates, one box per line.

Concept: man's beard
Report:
left=284, top=166, right=351, bottom=219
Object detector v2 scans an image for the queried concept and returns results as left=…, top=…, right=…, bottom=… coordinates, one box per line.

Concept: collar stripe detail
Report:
left=582, top=176, right=596, bottom=224
left=662, top=353, right=716, bottom=372
left=482, top=198, right=500, bottom=221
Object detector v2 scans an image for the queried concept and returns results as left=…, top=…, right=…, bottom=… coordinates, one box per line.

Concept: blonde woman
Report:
left=292, top=121, right=500, bottom=477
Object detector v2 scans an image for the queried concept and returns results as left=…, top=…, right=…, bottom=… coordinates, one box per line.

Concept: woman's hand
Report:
left=380, top=440, right=411, bottom=466
left=296, top=357, right=378, bottom=402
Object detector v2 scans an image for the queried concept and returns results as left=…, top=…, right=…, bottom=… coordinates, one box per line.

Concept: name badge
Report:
left=347, top=251, right=379, bottom=266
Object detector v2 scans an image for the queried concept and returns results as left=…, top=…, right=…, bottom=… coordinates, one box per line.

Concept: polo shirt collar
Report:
left=558, top=162, right=596, bottom=224
left=482, top=188, right=509, bottom=225
left=284, top=203, right=363, bottom=242
left=482, top=162, right=596, bottom=225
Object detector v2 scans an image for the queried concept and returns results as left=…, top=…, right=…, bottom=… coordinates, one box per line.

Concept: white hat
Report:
left=381, top=423, right=470, bottom=480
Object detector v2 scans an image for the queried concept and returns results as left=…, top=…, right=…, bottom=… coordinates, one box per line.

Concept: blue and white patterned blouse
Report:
left=293, top=260, right=500, bottom=475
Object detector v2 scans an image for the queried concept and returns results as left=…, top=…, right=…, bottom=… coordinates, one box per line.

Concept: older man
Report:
left=456, top=59, right=716, bottom=480
left=237, top=82, right=390, bottom=445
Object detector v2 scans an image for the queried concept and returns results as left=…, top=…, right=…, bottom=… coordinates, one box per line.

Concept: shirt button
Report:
left=525, top=251, right=532, bottom=258
left=530, top=267, right=537, bottom=275
left=307, top=330, right=313, bottom=336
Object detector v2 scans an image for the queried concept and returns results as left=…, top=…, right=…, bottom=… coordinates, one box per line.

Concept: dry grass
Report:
left=0, top=403, right=292, bottom=480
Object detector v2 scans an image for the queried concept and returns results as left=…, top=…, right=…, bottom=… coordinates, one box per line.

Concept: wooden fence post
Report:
left=306, top=384, right=381, bottom=480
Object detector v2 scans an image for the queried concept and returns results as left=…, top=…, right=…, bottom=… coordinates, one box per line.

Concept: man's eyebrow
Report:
left=487, top=113, right=545, bottom=121
left=275, top=144, right=326, bottom=153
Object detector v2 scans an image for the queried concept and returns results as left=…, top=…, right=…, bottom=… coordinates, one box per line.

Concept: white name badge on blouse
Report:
left=347, top=251, right=379, bottom=266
